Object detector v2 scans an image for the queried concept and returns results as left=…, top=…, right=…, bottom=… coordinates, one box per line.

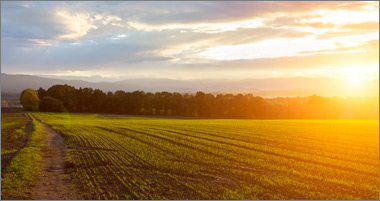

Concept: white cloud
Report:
left=27, top=39, right=52, bottom=46
left=109, top=34, right=128, bottom=40
left=127, top=18, right=265, bottom=33
left=201, top=32, right=379, bottom=60
left=55, top=10, right=98, bottom=40
left=2, top=1, right=378, bottom=82
left=45, top=70, right=120, bottom=78
left=101, top=15, right=122, bottom=25
left=304, top=9, right=379, bottom=26
left=54, top=10, right=124, bottom=40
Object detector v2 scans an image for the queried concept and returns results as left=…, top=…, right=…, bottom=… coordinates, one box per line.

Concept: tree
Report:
left=89, top=89, right=106, bottom=113
left=39, top=96, right=65, bottom=112
left=130, top=91, right=145, bottom=114
left=1, top=100, right=9, bottom=108
left=20, top=88, right=40, bottom=111
left=171, top=92, right=184, bottom=116
left=143, top=92, right=155, bottom=114
left=104, top=91, right=115, bottom=113
left=37, top=87, right=47, bottom=100
left=47, top=84, right=78, bottom=112
left=232, top=94, right=249, bottom=118
left=183, top=93, right=196, bottom=116
left=82, top=88, right=94, bottom=112
left=114, top=90, right=126, bottom=114
left=153, top=92, right=164, bottom=115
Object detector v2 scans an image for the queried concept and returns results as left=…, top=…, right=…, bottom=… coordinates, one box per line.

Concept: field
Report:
left=28, top=112, right=379, bottom=200
left=1, top=108, right=31, bottom=172
left=1, top=109, right=46, bottom=199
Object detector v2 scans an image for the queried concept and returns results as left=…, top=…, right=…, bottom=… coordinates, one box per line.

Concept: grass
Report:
left=32, top=112, right=379, bottom=200
left=1, top=149, right=18, bottom=156
left=1, top=111, right=30, bottom=151
left=1, top=113, right=46, bottom=200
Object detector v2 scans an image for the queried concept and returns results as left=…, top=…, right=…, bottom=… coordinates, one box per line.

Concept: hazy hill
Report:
left=1, top=73, right=378, bottom=98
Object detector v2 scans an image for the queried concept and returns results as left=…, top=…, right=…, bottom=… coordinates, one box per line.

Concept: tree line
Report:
left=20, top=84, right=378, bottom=119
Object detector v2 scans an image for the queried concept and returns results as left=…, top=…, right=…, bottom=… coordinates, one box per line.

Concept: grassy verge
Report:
left=1, top=113, right=46, bottom=200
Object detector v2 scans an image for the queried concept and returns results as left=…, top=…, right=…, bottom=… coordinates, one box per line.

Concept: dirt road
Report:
left=32, top=122, right=79, bottom=200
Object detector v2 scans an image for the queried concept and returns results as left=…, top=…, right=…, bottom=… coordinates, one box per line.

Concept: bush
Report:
left=39, top=96, right=65, bottom=112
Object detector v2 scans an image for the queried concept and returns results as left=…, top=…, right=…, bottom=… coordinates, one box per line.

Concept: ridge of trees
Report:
left=20, top=84, right=378, bottom=119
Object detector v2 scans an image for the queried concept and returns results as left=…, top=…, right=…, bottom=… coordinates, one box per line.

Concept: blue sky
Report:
left=1, top=1, right=379, bottom=83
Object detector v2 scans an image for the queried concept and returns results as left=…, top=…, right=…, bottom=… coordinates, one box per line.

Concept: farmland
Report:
left=1, top=108, right=31, bottom=172
left=29, top=112, right=379, bottom=200
left=1, top=110, right=46, bottom=199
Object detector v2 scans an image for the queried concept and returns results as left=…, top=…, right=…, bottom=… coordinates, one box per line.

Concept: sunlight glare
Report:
left=346, top=72, right=363, bottom=85
left=343, top=67, right=377, bottom=85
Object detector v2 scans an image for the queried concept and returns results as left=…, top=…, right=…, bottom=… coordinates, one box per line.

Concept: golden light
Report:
left=342, top=67, right=378, bottom=86
left=346, top=72, right=364, bottom=85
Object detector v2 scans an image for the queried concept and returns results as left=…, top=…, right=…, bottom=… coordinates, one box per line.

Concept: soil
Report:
left=32, top=122, right=79, bottom=200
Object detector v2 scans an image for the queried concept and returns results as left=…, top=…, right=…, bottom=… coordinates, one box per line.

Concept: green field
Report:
left=30, top=112, right=379, bottom=200
left=1, top=110, right=30, bottom=151
left=1, top=110, right=46, bottom=199
left=1, top=109, right=31, bottom=171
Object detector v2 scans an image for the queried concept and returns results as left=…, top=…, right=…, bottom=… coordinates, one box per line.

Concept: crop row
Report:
left=1, top=112, right=30, bottom=151
left=32, top=112, right=379, bottom=200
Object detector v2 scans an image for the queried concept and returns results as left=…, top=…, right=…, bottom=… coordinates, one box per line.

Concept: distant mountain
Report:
left=1, top=73, right=378, bottom=98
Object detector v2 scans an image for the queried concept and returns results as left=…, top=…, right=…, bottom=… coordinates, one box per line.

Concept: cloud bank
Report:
left=1, top=1, right=378, bottom=81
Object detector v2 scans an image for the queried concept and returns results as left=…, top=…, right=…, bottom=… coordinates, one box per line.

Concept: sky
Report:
left=1, top=1, right=379, bottom=83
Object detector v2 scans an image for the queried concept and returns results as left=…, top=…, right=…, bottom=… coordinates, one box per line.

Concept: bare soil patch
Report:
left=32, top=122, right=79, bottom=200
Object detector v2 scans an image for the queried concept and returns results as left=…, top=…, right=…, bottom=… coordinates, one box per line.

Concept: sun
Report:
left=346, top=72, right=364, bottom=85
left=342, top=66, right=378, bottom=86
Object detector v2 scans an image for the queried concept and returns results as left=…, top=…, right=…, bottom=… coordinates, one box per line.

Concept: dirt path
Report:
left=32, top=122, right=79, bottom=200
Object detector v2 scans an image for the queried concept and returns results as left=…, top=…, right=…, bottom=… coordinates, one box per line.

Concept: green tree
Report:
left=20, top=88, right=40, bottom=111
left=37, top=87, right=47, bottom=100
left=89, top=89, right=106, bottom=113
left=47, top=84, right=77, bottom=112
left=39, top=96, right=65, bottom=112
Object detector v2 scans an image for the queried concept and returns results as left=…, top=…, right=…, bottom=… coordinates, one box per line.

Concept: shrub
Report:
left=39, top=96, right=65, bottom=112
